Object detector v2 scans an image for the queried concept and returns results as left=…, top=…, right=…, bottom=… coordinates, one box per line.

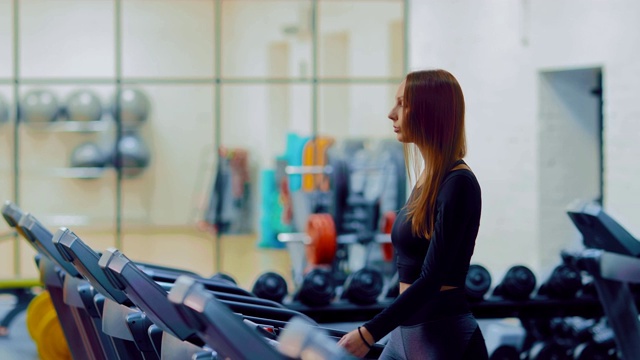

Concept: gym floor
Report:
left=0, top=295, right=36, bottom=359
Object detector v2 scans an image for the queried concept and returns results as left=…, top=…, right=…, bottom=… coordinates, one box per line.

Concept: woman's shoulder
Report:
left=440, top=168, right=480, bottom=194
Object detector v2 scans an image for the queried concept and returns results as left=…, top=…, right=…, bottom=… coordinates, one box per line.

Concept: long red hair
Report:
left=403, top=69, right=466, bottom=239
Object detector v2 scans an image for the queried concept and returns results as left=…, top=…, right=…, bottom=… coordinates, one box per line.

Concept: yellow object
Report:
left=26, top=291, right=71, bottom=360
left=0, top=278, right=41, bottom=289
left=302, top=137, right=335, bottom=192
left=25, top=291, right=50, bottom=340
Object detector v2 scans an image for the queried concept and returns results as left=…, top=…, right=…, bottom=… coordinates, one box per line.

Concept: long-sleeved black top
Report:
left=363, top=166, right=482, bottom=341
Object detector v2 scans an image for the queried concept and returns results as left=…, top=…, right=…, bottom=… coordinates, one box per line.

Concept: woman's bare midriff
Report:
left=399, top=282, right=457, bottom=295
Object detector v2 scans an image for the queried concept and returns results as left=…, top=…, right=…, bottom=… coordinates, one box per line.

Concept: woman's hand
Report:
left=337, top=326, right=374, bottom=358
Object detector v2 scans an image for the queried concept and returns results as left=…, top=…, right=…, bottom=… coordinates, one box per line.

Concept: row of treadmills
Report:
left=4, top=199, right=640, bottom=359
left=1, top=201, right=379, bottom=360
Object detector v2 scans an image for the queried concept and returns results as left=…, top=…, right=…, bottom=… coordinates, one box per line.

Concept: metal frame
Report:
left=4, top=0, right=408, bottom=276
left=11, top=0, right=20, bottom=277
left=570, top=249, right=640, bottom=359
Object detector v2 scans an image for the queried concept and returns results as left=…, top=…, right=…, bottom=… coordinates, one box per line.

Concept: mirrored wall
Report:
left=1, top=0, right=406, bottom=278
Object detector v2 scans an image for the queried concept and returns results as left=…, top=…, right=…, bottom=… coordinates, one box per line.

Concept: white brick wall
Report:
left=409, top=0, right=640, bottom=282
left=603, top=56, right=640, bottom=239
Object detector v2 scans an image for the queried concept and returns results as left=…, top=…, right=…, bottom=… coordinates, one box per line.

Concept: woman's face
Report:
left=388, top=79, right=409, bottom=143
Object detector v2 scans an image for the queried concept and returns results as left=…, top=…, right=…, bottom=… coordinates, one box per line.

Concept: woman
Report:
left=338, top=69, right=488, bottom=359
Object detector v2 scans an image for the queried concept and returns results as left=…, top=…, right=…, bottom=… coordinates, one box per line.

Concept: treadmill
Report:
left=2, top=201, right=93, bottom=360
left=97, top=248, right=375, bottom=358
left=98, top=247, right=318, bottom=331
left=167, top=275, right=362, bottom=360
left=6, top=204, right=201, bottom=359
left=566, top=201, right=640, bottom=359
left=19, top=213, right=117, bottom=360
left=53, top=227, right=286, bottom=358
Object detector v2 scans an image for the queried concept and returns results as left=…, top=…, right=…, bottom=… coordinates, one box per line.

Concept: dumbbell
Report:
left=493, top=265, right=536, bottom=301
left=252, top=272, right=288, bottom=303
left=210, top=272, right=237, bottom=285
left=572, top=319, right=617, bottom=360
left=537, top=264, right=582, bottom=299
left=546, top=316, right=615, bottom=360
left=561, top=252, right=598, bottom=299
left=296, top=268, right=336, bottom=307
left=550, top=317, right=595, bottom=344
left=466, top=264, right=492, bottom=301
left=342, top=268, right=383, bottom=305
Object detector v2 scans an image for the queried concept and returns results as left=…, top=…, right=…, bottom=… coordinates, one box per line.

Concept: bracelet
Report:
left=357, top=327, right=373, bottom=349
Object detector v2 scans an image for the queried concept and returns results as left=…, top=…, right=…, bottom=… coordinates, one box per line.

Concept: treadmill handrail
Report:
left=567, top=201, right=640, bottom=257
left=99, top=248, right=317, bottom=347
left=573, top=249, right=640, bottom=284
left=18, top=213, right=81, bottom=277
left=99, top=248, right=199, bottom=342
left=2, top=201, right=22, bottom=228
left=53, top=228, right=131, bottom=304
left=56, top=228, right=283, bottom=316
left=168, top=275, right=286, bottom=360
left=1, top=202, right=33, bottom=249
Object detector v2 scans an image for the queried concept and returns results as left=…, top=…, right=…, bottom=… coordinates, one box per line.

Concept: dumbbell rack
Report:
left=278, top=232, right=392, bottom=289
left=278, top=162, right=395, bottom=291
left=286, top=296, right=617, bottom=324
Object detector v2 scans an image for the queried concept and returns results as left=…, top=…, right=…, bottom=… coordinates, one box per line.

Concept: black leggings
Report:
left=378, top=312, right=488, bottom=360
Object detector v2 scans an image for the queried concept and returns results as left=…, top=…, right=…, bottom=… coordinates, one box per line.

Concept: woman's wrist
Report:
left=358, top=326, right=375, bottom=347
left=357, top=327, right=372, bottom=348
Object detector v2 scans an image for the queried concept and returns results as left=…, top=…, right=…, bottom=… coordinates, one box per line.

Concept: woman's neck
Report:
left=415, top=157, right=465, bottom=189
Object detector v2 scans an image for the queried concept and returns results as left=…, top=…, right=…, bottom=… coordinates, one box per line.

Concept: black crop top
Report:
left=363, top=162, right=482, bottom=341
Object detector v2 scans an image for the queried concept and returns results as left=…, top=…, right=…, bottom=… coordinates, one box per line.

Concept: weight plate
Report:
left=34, top=307, right=71, bottom=360
left=306, top=213, right=337, bottom=265
left=381, top=211, right=396, bottom=262
left=26, top=291, right=53, bottom=340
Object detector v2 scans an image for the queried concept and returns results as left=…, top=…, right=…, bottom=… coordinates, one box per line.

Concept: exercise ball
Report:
left=0, top=94, right=9, bottom=125
left=110, top=88, right=150, bottom=128
left=65, top=89, right=103, bottom=122
left=112, top=133, right=151, bottom=177
left=70, top=142, right=106, bottom=168
left=20, top=89, right=60, bottom=123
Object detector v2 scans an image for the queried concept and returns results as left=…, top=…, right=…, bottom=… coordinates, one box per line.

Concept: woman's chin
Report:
left=395, top=133, right=409, bottom=143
